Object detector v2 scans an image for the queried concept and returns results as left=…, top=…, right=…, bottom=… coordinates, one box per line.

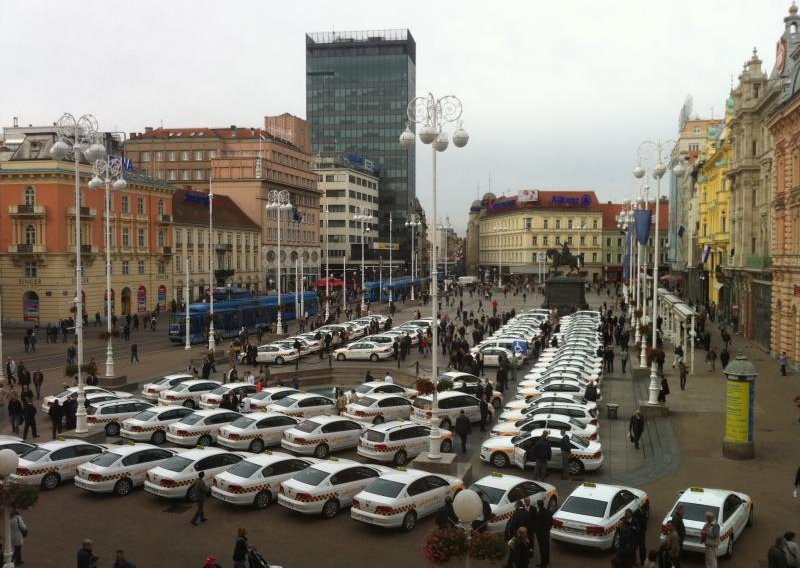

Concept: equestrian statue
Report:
left=546, top=243, right=584, bottom=275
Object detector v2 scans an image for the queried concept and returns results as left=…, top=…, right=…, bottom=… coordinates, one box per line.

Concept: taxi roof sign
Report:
left=490, top=472, right=504, bottom=477
left=689, top=487, right=704, bottom=492
left=582, top=482, right=597, bottom=487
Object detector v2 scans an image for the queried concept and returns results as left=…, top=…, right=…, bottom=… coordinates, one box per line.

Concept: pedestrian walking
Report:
left=8, top=393, right=22, bottom=435
left=615, top=510, right=637, bottom=567
left=780, top=352, right=788, bottom=376
left=628, top=409, right=645, bottom=450
left=631, top=506, right=648, bottom=565
left=112, top=549, right=135, bottom=568
left=435, top=496, right=458, bottom=528
left=504, top=500, right=529, bottom=540
left=232, top=526, right=249, bottom=568
left=529, top=431, right=551, bottom=480
left=77, top=538, right=97, bottom=568
left=10, top=509, right=27, bottom=565
left=672, top=344, right=684, bottom=368
left=663, top=520, right=682, bottom=568
left=620, top=348, right=629, bottom=374
left=700, top=511, right=720, bottom=567
left=336, top=391, right=347, bottom=415
left=783, top=532, right=799, bottom=568
left=479, top=396, right=489, bottom=432
left=22, top=398, right=38, bottom=440
left=49, top=399, right=64, bottom=439
left=32, top=368, right=44, bottom=400
left=454, top=410, right=470, bottom=453
left=130, top=343, right=139, bottom=364
left=534, top=499, right=553, bottom=567
left=706, top=348, right=717, bottom=372
left=769, top=536, right=790, bottom=568
left=559, top=430, right=571, bottom=479
left=720, top=347, right=730, bottom=370
left=671, top=504, right=687, bottom=559
left=679, top=362, right=688, bottom=390
left=190, top=472, right=208, bottom=525
left=658, top=376, right=671, bottom=404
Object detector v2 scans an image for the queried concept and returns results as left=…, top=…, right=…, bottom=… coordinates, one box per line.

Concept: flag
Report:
left=121, top=157, right=134, bottom=171
left=702, top=244, right=711, bottom=263
left=518, top=188, right=538, bottom=202
left=633, top=209, right=652, bottom=245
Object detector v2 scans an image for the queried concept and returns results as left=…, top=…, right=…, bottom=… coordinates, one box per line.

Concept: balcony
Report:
left=185, top=243, right=194, bottom=250
left=8, top=204, right=45, bottom=216
left=67, top=206, right=97, bottom=219
left=8, top=244, right=45, bottom=254
left=745, top=255, right=771, bottom=270
left=174, top=242, right=183, bottom=249
left=159, top=214, right=172, bottom=223
left=161, top=246, right=172, bottom=255
left=68, top=244, right=97, bottom=254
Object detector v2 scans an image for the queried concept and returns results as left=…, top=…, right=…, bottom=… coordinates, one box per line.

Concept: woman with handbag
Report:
left=10, top=509, right=27, bottom=565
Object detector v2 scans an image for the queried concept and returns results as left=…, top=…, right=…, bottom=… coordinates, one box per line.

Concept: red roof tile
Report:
left=172, top=189, right=260, bottom=231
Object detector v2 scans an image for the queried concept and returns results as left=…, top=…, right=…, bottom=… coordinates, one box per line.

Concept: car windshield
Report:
left=294, top=420, right=321, bottom=433
left=560, top=496, right=608, bottom=518
left=20, top=448, right=49, bottom=462
left=158, top=456, right=193, bottom=473
left=363, top=430, right=385, bottom=443
left=469, top=483, right=506, bottom=505
left=178, top=414, right=204, bottom=425
left=209, top=386, right=229, bottom=395
left=356, top=384, right=374, bottom=394
left=571, top=436, right=590, bottom=448
left=89, top=452, right=122, bottom=467
left=413, top=398, right=432, bottom=410
left=363, top=478, right=405, bottom=498
left=291, top=467, right=328, bottom=487
left=355, top=397, right=378, bottom=407
left=230, top=417, right=255, bottom=429
left=227, top=460, right=262, bottom=479
left=274, top=397, right=298, bottom=408
left=133, top=410, right=158, bottom=422
left=675, top=502, right=720, bottom=523
left=171, top=384, right=189, bottom=393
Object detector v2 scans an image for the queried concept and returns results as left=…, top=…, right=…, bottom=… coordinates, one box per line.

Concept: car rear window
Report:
left=675, top=502, right=720, bottom=523
left=364, top=429, right=386, bottom=443
left=89, top=452, right=122, bottom=467
left=209, top=386, right=228, bottom=395
left=227, top=460, right=261, bottom=479
left=356, top=397, right=378, bottom=407
left=294, top=420, right=321, bottom=433
left=159, top=456, right=193, bottom=473
left=178, top=414, right=204, bottom=425
left=291, top=467, right=328, bottom=487
left=469, top=483, right=505, bottom=505
left=413, top=398, right=432, bottom=410
left=560, top=496, right=607, bottom=518
left=20, top=448, right=49, bottom=462
left=133, top=410, right=157, bottom=422
left=171, top=384, right=189, bottom=393
left=363, top=478, right=405, bottom=498
left=230, top=417, right=255, bottom=429
left=274, top=397, right=298, bottom=408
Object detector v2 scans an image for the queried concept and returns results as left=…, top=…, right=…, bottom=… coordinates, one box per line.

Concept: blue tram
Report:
left=361, top=276, right=425, bottom=303
left=168, top=292, right=319, bottom=344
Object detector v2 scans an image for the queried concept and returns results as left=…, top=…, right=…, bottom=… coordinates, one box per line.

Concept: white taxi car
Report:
left=278, top=458, right=389, bottom=518
left=144, top=447, right=246, bottom=501
left=480, top=429, right=604, bottom=475
left=199, top=382, right=258, bottom=409
left=659, top=487, right=753, bottom=559
left=334, top=341, right=394, bottom=361
left=140, top=373, right=194, bottom=401
left=281, top=415, right=366, bottom=458
left=41, top=386, right=132, bottom=413
left=120, top=405, right=195, bottom=445
left=158, top=379, right=221, bottom=409
left=269, top=393, right=336, bottom=419
left=411, top=392, right=481, bottom=431
left=352, top=381, right=418, bottom=399
left=500, top=402, right=598, bottom=425
left=471, top=345, right=520, bottom=367
left=515, top=381, right=594, bottom=402
left=503, top=394, right=597, bottom=414
left=469, top=473, right=558, bottom=533
left=287, top=336, right=322, bottom=354
left=217, top=412, right=299, bottom=453
left=357, top=421, right=454, bottom=466
left=0, top=436, right=35, bottom=456
left=74, top=443, right=177, bottom=496
left=244, top=387, right=301, bottom=411
left=165, top=409, right=242, bottom=447
left=351, top=469, right=464, bottom=531
left=86, top=399, right=155, bottom=437
left=12, top=439, right=106, bottom=490
left=254, top=344, right=299, bottom=365
left=342, top=393, right=413, bottom=424
left=552, top=482, right=649, bottom=550
left=211, top=451, right=318, bottom=509
left=490, top=413, right=598, bottom=441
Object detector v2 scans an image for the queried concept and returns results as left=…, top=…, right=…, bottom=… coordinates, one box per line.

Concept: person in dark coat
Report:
left=232, top=526, right=249, bottom=568
left=528, top=432, right=551, bottom=480
left=671, top=504, right=686, bottom=552
left=658, top=376, right=670, bottom=403
left=454, top=410, right=471, bottom=453
left=505, top=500, right=529, bottom=540
left=628, top=410, right=645, bottom=449
left=48, top=400, right=63, bottom=439
left=435, top=496, right=458, bottom=528
left=479, top=396, right=489, bottom=432
left=508, top=527, right=533, bottom=568
left=534, top=500, right=553, bottom=567
left=615, top=510, right=637, bottom=567
left=21, top=399, right=38, bottom=440
left=631, top=504, right=648, bottom=565
left=584, top=381, right=598, bottom=403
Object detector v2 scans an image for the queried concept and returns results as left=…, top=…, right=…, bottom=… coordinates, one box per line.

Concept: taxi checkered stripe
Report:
left=573, top=453, right=598, bottom=460
left=489, top=510, right=515, bottom=523
left=170, top=429, right=213, bottom=437
left=87, top=416, right=120, bottom=424
left=217, top=481, right=271, bottom=494
left=123, top=425, right=163, bottom=433
left=288, top=491, right=338, bottom=503
left=362, top=443, right=407, bottom=453
left=286, top=437, right=326, bottom=446
left=79, top=469, right=148, bottom=483
left=147, top=476, right=194, bottom=488
left=221, top=432, right=262, bottom=441
left=16, top=466, right=60, bottom=476
left=348, top=410, right=383, bottom=418
left=355, top=502, right=417, bottom=516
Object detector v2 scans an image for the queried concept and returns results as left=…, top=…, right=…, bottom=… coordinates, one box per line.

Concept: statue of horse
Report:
left=546, top=247, right=584, bottom=275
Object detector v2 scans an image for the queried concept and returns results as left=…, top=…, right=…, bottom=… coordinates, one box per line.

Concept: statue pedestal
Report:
left=544, top=277, right=588, bottom=313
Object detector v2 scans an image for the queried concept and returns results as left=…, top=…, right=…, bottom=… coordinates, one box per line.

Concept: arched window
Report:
left=23, top=186, right=35, bottom=206
left=158, top=199, right=164, bottom=215
left=25, top=225, right=36, bottom=245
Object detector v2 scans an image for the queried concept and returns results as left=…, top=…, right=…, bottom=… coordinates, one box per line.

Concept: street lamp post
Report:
left=267, top=190, right=292, bottom=332
left=353, top=206, right=373, bottom=313
left=0, top=287, right=4, bottom=384
left=184, top=258, right=191, bottom=351
left=89, top=156, right=127, bottom=378
left=634, top=140, right=682, bottom=405
left=50, top=113, right=107, bottom=433
left=405, top=214, right=422, bottom=301
left=323, top=186, right=330, bottom=322
left=400, top=93, right=469, bottom=459
left=439, top=217, right=452, bottom=289
left=207, top=185, right=216, bottom=352
left=0, top=448, right=20, bottom=568
left=388, top=216, right=393, bottom=302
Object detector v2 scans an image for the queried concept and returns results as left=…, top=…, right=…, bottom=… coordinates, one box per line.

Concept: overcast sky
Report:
left=0, top=0, right=791, bottom=234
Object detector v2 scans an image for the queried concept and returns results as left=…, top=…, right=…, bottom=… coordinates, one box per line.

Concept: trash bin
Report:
left=606, top=403, right=619, bottom=419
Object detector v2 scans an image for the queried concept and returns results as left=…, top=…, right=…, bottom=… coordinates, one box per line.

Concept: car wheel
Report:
left=183, top=400, right=196, bottom=409
left=440, top=439, right=453, bottom=453
left=254, top=490, right=271, bottom=510
left=105, top=422, right=121, bottom=437
left=336, top=354, right=346, bottom=361
left=401, top=511, right=417, bottom=532
left=41, top=472, right=61, bottom=491
left=372, top=416, right=385, bottom=425
left=547, top=496, right=557, bottom=513
left=440, top=418, right=452, bottom=431
left=113, top=478, right=134, bottom=497
left=276, top=356, right=285, bottom=365
left=725, top=536, right=734, bottom=559
left=369, top=354, right=379, bottom=362
left=746, top=505, right=753, bottom=527
left=314, top=443, right=330, bottom=459
left=393, top=450, right=408, bottom=466
left=150, top=430, right=166, bottom=445
left=248, top=439, right=265, bottom=453
left=321, top=498, right=340, bottom=519
left=568, top=458, right=584, bottom=476
left=198, top=435, right=213, bottom=447
left=611, top=529, right=620, bottom=551
left=490, top=452, right=509, bottom=468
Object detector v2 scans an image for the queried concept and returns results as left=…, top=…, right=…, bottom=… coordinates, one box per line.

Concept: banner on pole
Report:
left=633, top=209, right=652, bottom=245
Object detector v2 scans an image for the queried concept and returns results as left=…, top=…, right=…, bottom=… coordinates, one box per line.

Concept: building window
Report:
left=524, top=218, right=532, bottom=229
left=532, top=236, right=538, bottom=246
left=158, top=260, right=165, bottom=275
left=187, top=229, right=193, bottom=245
left=23, top=186, right=35, bottom=206
left=24, top=225, right=36, bottom=245
left=121, top=196, right=129, bottom=213
left=168, top=170, right=177, bottom=181
left=227, top=232, right=233, bottom=245
left=122, top=260, right=130, bottom=275
left=245, top=254, right=250, bottom=270
left=555, top=236, right=561, bottom=245
left=617, top=237, right=622, bottom=247
left=580, top=236, right=585, bottom=246
left=592, top=236, right=598, bottom=245
left=194, top=150, right=203, bottom=160
left=155, top=151, right=163, bottom=161
left=181, top=170, right=190, bottom=181
left=592, top=219, right=598, bottom=230
left=703, top=223, right=707, bottom=237
left=567, top=236, right=573, bottom=245
left=194, top=169, right=204, bottom=180
left=568, top=219, right=573, bottom=229
left=236, top=254, right=241, bottom=270
left=175, top=229, right=182, bottom=244
left=167, top=151, right=176, bottom=161
left=176, top=256, right=182, bottom=273
left=592, top=252, right=598, bottom=262
left=157, top=200, right=164, bottom=215
left=606, top=237, right=611, bottom=247
left=137, top=197, right=145, bottom=215
left=543, top=220, right=549, bottom=230
left=188, top=256, right=193, bottom=273
left=555, top=219, right=561, bottom=229
left=236, top=233, right=242, bottom=247
left=138, top=228, right=146, bottom=248
left=138, top=260, right=145, bottom=274
left=24, top=261, right=36, bottom=278
left=543, top=236, right=549, bottom=246
left=721, top=216, right=727, bottom=232
left=122, top=228, right=130, bottom=247
left=198, top=255, right=204, bottom=271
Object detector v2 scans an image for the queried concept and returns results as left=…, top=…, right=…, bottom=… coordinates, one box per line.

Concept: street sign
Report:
left=512, top=340, right=527, bottom=354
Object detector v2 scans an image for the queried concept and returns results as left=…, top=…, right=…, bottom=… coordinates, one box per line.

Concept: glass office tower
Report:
left=306, top=29, right=416, bottom=251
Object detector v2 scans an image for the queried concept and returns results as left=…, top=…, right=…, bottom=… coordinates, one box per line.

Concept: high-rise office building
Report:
left=305, top=29, right=416, bottom=257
